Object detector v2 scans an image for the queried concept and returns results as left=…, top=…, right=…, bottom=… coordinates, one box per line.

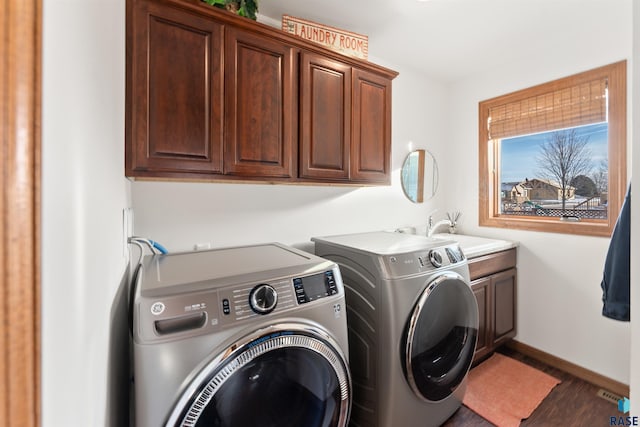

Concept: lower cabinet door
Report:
left=471, top=267, right=517, bottom=363
left=492, top=267, right=517, bottom=346
left=471, top=276, right=492, bottom=362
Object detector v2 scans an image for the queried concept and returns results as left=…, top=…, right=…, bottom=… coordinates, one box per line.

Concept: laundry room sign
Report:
left=281, top=15, right=368, bottom=59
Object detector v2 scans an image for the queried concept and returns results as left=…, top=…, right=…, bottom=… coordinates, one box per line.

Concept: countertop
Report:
left=431, top=233, right=518, bottom=259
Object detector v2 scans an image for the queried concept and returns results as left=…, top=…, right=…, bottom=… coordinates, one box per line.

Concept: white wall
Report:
left=445, top=3, right=632, bottom=384
left=630, top=0, right=639, bottom=414
left=37, top=1, right=636, bottom=425
left=133, top=1, right=634, bottom=389
left=41, top=0, right=131, bottom=426
left=132, top=64, right=448, bottom=251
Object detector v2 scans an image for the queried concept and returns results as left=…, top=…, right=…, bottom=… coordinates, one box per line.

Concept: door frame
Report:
left=1, top=0, right=42, bottom=425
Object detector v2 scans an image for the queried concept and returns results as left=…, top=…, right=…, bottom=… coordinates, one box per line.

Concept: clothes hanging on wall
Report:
left=601, top=183, right=630, bottom=321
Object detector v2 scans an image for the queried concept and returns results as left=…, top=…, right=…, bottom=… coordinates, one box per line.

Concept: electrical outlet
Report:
left=194, top=242, right=211, bottom=251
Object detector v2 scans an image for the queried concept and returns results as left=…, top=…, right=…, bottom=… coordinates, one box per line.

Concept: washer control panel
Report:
left=249, top=284, right=278, bottom=314
left=221, top=278, right=297, bottom=321
left=293, top=270, right=339, bottom=304
left=136, top=267, right=343, bottom=343
left=428, top=250, right=443, bottom=268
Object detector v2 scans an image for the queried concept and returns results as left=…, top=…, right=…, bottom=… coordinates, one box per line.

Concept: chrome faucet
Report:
left=427, top=211, right=461, bottom=236
left=427, top=217, right=452, bottom=237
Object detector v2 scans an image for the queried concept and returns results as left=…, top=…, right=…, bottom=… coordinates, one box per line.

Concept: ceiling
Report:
left=259, top=0, right=624, bottom=83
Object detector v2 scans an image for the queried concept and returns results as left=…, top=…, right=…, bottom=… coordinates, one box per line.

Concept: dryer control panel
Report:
left=382, top=244, right=466, bottom=278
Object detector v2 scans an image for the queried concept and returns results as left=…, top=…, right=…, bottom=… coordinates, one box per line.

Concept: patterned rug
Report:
left=463, top=353, right=561, bottom=427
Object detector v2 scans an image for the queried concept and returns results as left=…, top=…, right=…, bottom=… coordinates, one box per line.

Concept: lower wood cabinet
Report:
left=469, top=248, right=517, bottom=363
left=472, top=277, right=491, bottom=358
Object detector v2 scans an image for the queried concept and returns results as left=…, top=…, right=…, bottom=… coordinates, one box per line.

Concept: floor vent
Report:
left=597, top=388, right=622, bottom=404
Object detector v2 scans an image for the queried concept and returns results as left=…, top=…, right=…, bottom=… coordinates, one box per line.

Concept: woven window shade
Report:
left=488, top=78, right=607, bottom=140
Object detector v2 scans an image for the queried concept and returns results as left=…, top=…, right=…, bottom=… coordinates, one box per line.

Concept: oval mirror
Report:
left=401, top=149, right=439, bottom=203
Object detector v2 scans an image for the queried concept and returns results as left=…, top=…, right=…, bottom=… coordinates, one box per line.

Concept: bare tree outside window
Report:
left=592, top=158, right=608, bottom=195
left=536, top=129, right=593, bottom=211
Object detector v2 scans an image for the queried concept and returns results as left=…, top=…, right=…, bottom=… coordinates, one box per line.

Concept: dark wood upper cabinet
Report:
left=299, top=52, right=351, bottom=180
left=299, top=54, right=392, bottom=184
left=351, top=68, right=392, bottom=184
left=126, top=0, right=398, bottom=184
left=126, top=0, right=224, bottom=175
left=224, top=27, right=297, bottom=178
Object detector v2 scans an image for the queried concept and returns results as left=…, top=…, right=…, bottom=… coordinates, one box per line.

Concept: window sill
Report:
left=479, top=215, right=612, bottom=237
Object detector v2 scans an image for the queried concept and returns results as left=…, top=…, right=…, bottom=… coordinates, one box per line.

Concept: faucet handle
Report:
left=446, top=211, right=461, bottom=224
left=427, top=209, right=438, bottom=226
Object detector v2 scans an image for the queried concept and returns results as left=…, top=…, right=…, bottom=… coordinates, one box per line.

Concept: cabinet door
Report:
left=471, top=277, right=492, bottom=363
left=492, top=267, right=517, bottom=346
left=299, top=53, right=351, bottom=180
left=127, top=0, right=224, bottom=176
left=224, top=27, right=297, bottom=178
left=351, top=68, right=392, bottom=184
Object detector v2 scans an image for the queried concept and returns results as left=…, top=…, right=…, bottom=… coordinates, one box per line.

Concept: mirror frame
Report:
left=401, top=149, right=438, bottom=203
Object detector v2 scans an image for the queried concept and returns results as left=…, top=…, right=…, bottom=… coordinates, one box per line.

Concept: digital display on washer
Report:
left=293, top=271, right=338, bottom=304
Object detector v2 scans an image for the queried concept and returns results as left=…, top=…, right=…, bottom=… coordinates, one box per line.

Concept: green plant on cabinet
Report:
left=202, top=0, right=258, bottom=20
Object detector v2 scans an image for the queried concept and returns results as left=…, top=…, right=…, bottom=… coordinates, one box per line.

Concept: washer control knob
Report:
left=429, top=250, right=443, bottom=268
left=249, top=284, right=278, bottom=314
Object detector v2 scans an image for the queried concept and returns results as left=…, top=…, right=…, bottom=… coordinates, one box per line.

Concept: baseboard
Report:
left=506, top=340, right=629, bottom=398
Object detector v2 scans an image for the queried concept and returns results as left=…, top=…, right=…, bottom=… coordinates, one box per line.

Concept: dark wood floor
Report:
left=443, top=347, right=621, bottom=427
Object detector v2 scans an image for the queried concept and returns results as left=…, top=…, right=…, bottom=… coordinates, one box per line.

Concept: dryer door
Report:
left=403, top=271, right=478, bottom=402
left=166, top=325, right=351, bottom=427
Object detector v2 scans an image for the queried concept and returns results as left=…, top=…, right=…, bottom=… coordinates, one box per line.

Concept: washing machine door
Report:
left=403, top=271, right=478, bottom=402
left=166, top=325, right=351, bottom=427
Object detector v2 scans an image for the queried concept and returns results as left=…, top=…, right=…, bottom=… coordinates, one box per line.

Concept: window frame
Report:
left=479, top=61, right=627, bottom=237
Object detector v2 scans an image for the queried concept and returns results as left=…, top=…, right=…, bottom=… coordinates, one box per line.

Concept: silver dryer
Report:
left=312, top=231, right=478, bottom=427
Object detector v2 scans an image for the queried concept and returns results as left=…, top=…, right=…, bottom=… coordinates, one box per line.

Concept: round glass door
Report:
left=403, top=272, right=478, bottom=402
left=167, top=327, right=351, bottom=427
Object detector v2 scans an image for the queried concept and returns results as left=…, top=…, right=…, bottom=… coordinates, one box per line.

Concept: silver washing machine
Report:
left=312, top=231, right=478, bottom=427
left=132, top=243, right=352, bottom=427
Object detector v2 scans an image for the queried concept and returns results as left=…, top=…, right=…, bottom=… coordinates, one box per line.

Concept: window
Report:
left=479, top=61, right=627, bottom=237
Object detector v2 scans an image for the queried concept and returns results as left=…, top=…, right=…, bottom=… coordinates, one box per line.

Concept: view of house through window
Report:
left=479, top=60, right=626, bottom=237
left=499, top=122, right=608, bottom=220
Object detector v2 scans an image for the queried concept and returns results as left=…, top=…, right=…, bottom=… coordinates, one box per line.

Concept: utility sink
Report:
left=430, top=233, right=517, bottom=259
